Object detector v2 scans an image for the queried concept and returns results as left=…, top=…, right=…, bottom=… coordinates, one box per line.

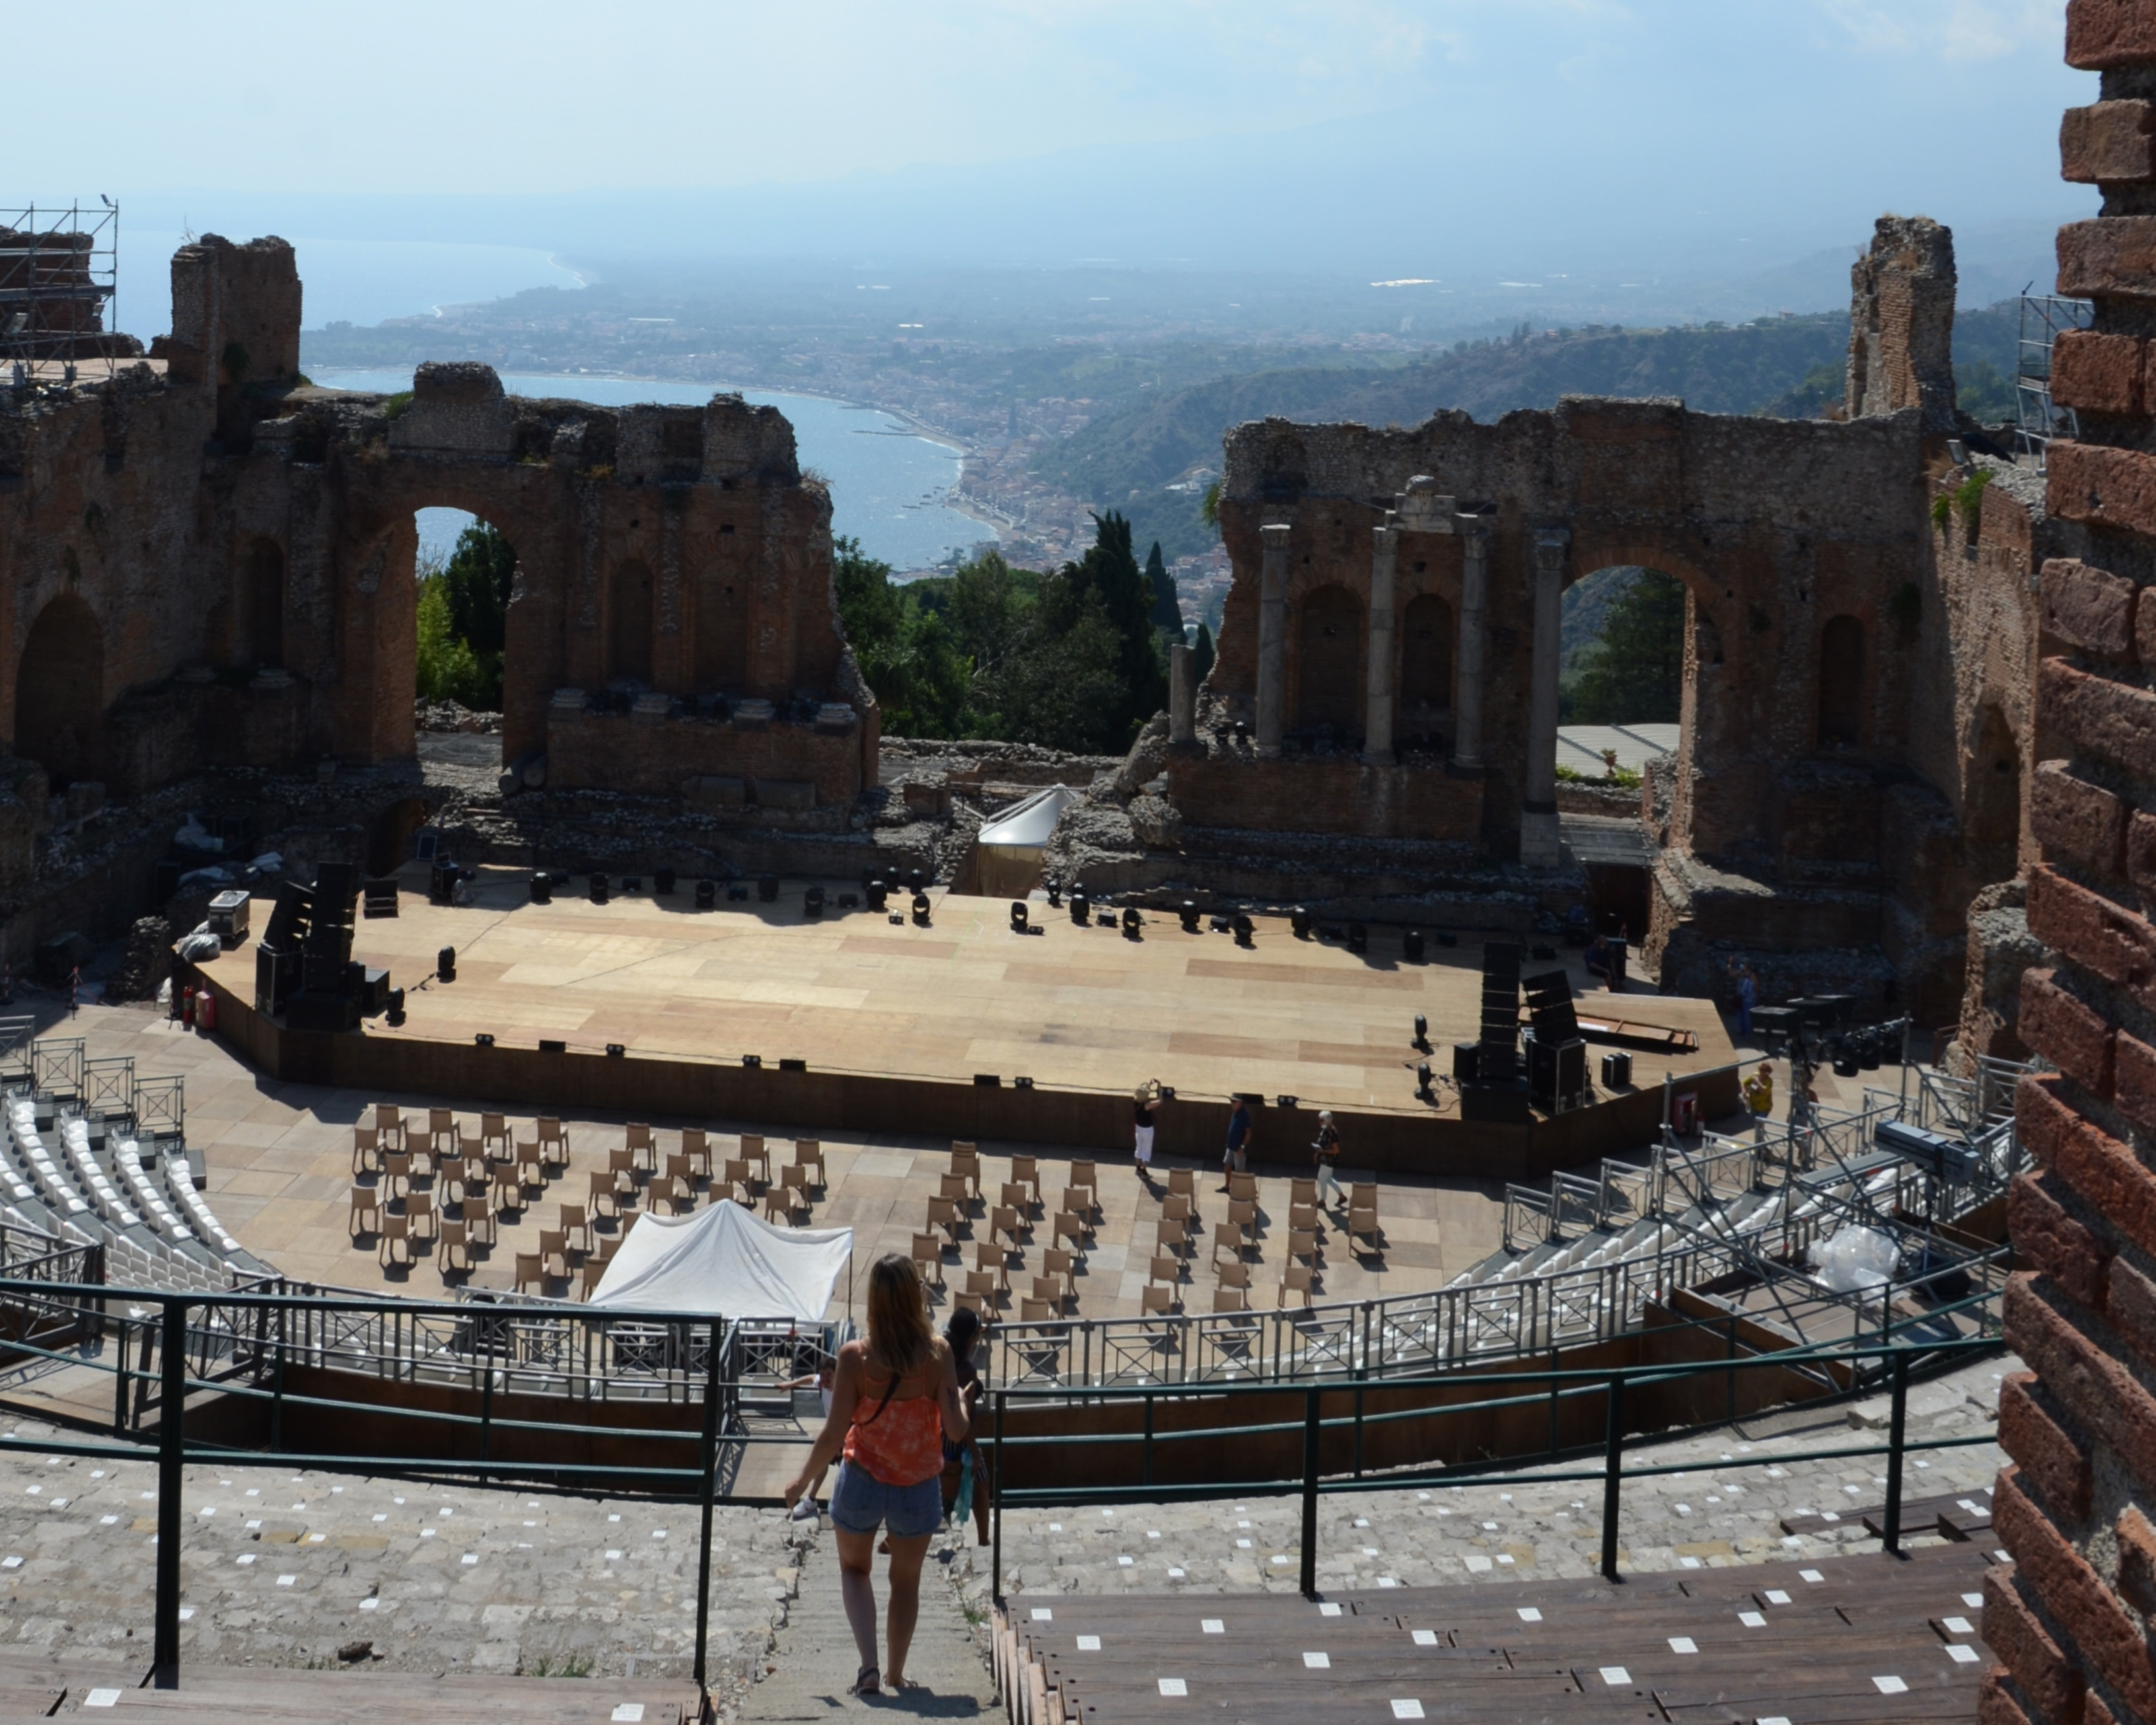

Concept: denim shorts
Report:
left=830, top=1459, right=943, bottom=1539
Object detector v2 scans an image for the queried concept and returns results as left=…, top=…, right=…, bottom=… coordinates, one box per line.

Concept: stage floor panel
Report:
left=219, top=871, right=1736, bottom=1118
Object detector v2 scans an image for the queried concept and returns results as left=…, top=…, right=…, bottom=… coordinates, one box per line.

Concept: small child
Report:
left=779, top=1347, right=836, bottom=1520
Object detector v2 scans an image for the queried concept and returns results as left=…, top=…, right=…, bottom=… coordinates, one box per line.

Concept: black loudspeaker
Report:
left=1528, top=1038, right=1589, bottom=1115
left=264, top=883, right=313, bottom=949
left=591, top=874, right=609, bottom=904
left=758, top=875, right=780, bottom=902
left=805, top=885, right=826, bottom=918
left=1071, top=893, right=1090, bottom=926
left=1403, top=928, right=1425, bottom=963
left=437, top=946, right=456, bottom=983
left=1291, top=905, right=1312, bottom=938
left=655, top=868, right=676, bottom=895
left=255, top=943, right=301, bottom=1014
left=865, top=879, right=889, bottom=911
left=303, top=951, right=347, bottom=995
left=384, top=986, right=406, bottom=1027
left=359, top=969, right=390, bottom=1016
left=1180, top=901, right=1200, bottom=934
left=696, top=879, right=717, bottom=906
left=1453, top=1041, right=1482, bottom=1083
left=429, top=860, right=459, bottom=904
left=1461, top=1083, right=1532, bottom=1124
left=530, top=873, right=552, bottom=905
left=315, top=862, right=357, bottom=908
left=1523, top=970, right=1581, bottom=1043
left=1601, top=1050, right=1633, bottom=1088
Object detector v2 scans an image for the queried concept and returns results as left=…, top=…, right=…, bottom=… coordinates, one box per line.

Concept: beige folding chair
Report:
left=405, top=1134, right=435, bottom=1184
left=1289, top=1177, right=1318, bottom=1208
left=491, top=1162, right=521, bottom=1220
left=377, top=1211, right=411, bottom=1268
left=998, top=1180, right=1033, bottom=1222
left=1141, top=1284, right=1178, bottom=1317
left=964, top=1268, right=1000, bottom=1307
left=1227, top=1170, right=1257, bottom=1203
left=464, top=1193, right=494, bottom=1249
left=940, top=1172, right=974, bottom=1213
left=479, top=1112, right=509, bottom=1155
left=1216, top=1259, right=1251, bottom=1293
left=1230, top=1197, right=1259, bottom=1249
left=626, top=1122, right=657, bottom=1175
left=1287, top=1228, right=1321, bottom=1266
left=1211, top=1221, right=1244, bottom=1268
left=974, top=1239, right=1010, bottom=1294
left=682, top=1127, right=712, bottom=1180
left=723, top=1157, right=756, bottom=1206
left=597, top=1231, right=622, bottom=1265
left=991, top=1204, right=1023, bottom=1251
left=516, top=1138, right=545, bottom=1194
left=581, top=1259, right=606, bottom=1300
left=1213, top=1286, right=1248, bottom=1314
left=1289, top=1201, right=1321, bottom=1235
left=351, top=1124, right=380, bottom=1177
left=349, top=1183, right=381, bottom=1238
left=954, top=1289, right=988, bottom=1317
left=740, top=1134, right=771, bottom=1184
left=795, top=1140, right=826, bottom=1188
left=782, top=1162, right=811, bottom=1214
left=1168, top=1166, right=1199, bottom=1220
left=927, top=1194, right=960, bottom=1244
left=912, top=1231, right=947, bottom=1288
left=608, top=1145, right=639, bottom=1204
left=766, top=1177, right=806, bottom=1227
left=1043, top=1247, right=1078, bottom=1300
left=436, top=1216, right=470, bottom=1275
left=1156, top=1217, right=1189, bottom=1259
left=1069, top=1160, right=1099, bottom=1218
left=427, top=1108, right=456, bottom=1158
left=536, top=1117, right=570, bottom=1167
left=1149, top=1252, right=1183, bottom=1287
left=1351, top=1180, right=1379, bottom=1209
left=1010, top=1155, right=1042, bottom=1210
left=1060, top=1187, right=1093, bottom=1235
left=950, top=1143, right=981, bottom=1201
left=589, top=1167, right=618, bottom=1220
left=1165, top=1192, right=1198, bottom=1241
left=373, top=1104, right=407, bottom=1152
left=1349, top=1183, right=1381, bottom=1247
left=514, top=1251, right=544, bottom=1294
left=1281, top=1263, right=1316, bottom=1308
left=559, top=1202, right=592, bottom=1257
left=1054, top=1210, right=1089, bottom=1256
left=1029, top=1274, right=1063, bottom=1313
left=663, top=1152, right=696, bottom=1215
left=1021, top=1297, right=1056, bottom=1322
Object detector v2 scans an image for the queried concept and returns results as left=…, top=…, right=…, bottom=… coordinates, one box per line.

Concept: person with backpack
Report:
left=1312, top=1109, right=1343, bottom=1210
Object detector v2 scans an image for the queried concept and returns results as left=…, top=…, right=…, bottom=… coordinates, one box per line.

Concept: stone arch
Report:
left=1817, top=614, right=1866, bottom=749
left=1965, top=700, right=2021, bottom=858
left=610, top=558, right=655, bottom=686
left=1294, top=583, right=1362, bottom=733
left=17, top=594, right=104, bottom=789
left=246, top=537, right=285, bottom=668
left=1398, top=592, right=1453, bottom=737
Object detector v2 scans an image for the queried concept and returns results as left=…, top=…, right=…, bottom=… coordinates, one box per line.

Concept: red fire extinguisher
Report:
left=181, top=985, right=195, bottom=1026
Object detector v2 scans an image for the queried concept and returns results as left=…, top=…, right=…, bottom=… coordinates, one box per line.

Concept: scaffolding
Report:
left=2016, top=291, right=2093, bottom=472
left=1, top=200, right=122, bottom=389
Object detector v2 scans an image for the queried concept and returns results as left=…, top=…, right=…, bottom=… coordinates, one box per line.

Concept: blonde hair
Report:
left=863, top=1252, right=934, bottom=1379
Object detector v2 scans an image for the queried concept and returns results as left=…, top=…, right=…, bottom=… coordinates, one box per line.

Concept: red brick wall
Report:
left=1994, top=9, right=2156, bottom=1722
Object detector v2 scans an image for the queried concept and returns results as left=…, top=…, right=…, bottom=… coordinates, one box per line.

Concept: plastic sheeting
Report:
left=974, top=784, right=1079, bottom=848
left=587, top=1200, right=852, bottom=1320
left=1811, top=1224, right=1900, bottom=1292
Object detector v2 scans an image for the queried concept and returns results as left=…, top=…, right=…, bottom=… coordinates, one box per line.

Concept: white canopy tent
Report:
left=972, top=783, right=1079, bottom=897
left=587, top=1200, right=852, bottom=1321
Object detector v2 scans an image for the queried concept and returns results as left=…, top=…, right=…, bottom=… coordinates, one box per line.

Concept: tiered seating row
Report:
left=996, top=1542, right=1997, bottom=1725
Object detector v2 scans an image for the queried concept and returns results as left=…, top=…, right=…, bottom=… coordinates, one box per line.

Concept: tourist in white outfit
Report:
left=1132, top=1080, right=1161, bottom=1180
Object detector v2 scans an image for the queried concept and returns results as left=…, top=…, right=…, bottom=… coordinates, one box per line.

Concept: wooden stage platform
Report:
left=191, top=873, right=1741, bottom=1181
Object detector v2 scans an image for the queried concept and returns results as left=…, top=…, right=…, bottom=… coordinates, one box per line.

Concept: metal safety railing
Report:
left=986, top=1323, right=2003, bottom=1603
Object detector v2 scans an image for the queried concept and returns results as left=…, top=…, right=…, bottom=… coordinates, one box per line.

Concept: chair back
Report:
left=1142, top=1286, right=1172, bottom=1315
left=1168, top=1167, right=1195, bottom=1198
left=928, top=1195, right=956, bottom=1226
left=965, top=1270, right=997, bottom=1299
left=783, top=1163, right=807, bottom=1191
left=609, top=1145, right=634, bottom=1172
left=1044, top=1247, right=1074, bottom=1277
left=1021, top=1298, right=1054, bottom=1322
left=795, top=1138, right=822, bottom=1164
left=482, top=1111, right=506, bottom=1133
left=683, top=1127, right=707, bottom=1154
left=1217, top=1260, right=1250, bottom=1290
left=912, top=1231, right=942, bottom=1263
left=1165, top=1193, right=1191, bottom=1223
left=666, top=1153, right=690, bottom=1181
left=559, top=1202, right=586, bottom=1233
left=741, top=1133, right=766, bottom=1160
left=464, top=1195, right=488, bottom=1226
left=1351, top=1181, right=1378, bottom=1204
left=374, top=1103, right=401, bottom=1132
left=990, top=1204, right=1019, bottom=1238
left=1290, top=1177, right=1317, bottom=1204
left=1213, top=1288, right=1247, bottom=1313
left=538, top=1117, right=565, bottom=1143
left=999, top=1181, right=1028, bottom=1208
left=627, top=1122, right=652, bottom=1148
left=429, top=1107, right=453, bottom=1132
left=1071, top=1160, right=1098, bottom=1190
left=384, top=1150, right=410, bottom=1180
left=1012, top=1155, right=1038, bottom=1188
left=1150, top=1253, right=1180, bottom=1283
left=515, top=1251, right=542, bottom=1288
left=1229, top=1171, right=1257, bottom=1201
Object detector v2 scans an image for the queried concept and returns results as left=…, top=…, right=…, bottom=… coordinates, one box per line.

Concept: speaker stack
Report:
left=1460, top=941, right=1531, bottom=1122
left=277, top=863, right=388, bottom=1033
left=1523, top=969, right=1590, bottom=1115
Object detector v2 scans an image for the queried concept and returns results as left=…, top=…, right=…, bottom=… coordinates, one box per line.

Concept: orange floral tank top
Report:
left=844, top=1365, right=945, bottom=1487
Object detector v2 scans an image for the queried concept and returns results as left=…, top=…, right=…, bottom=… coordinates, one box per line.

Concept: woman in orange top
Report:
left=784, top=1253, right=970, bottom=1695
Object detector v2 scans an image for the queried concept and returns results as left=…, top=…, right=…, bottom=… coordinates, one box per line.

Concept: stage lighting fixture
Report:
left=908, top=868, right=925, bottom=892
left=911, top=891, right=932, bottom=925
left=1276, top=1094, right=1298, bottom=1109
left=1010, top=901, right=1029, bottom=933
left=838, top=893, right=858, bottom=908
left=1179, top=901, right=1200, bottom=933
left=1046, top=876, right=1062, bottom=908
left=437, top=946, right=456, bottom=983
left=865, top=879, right=889, bottom=911
left=779, top=1057, right=807, bottom=1072
left=384, top=987, right=406, bottom=1027
left=1071, top=892, right=1091, bottom=926
left=804, top=885, right=826, bottom=918
left=1403, top=928, right=1425, bottom=963
left=695, top=879, right=717, bottom=906
left=655, top=868, right=676, bottom=895
left=1348, top=922, right=1368, bottom=953
left=1413, top=1013, right=1431, bottom=1051
left=474, top=1033, right=494, bottom=1048
left=727, top=883, right=750, bottom=902
left=757, top=875, right=779, bottom=902
left=1233, top=914, right=1254, bottom=946
left=606, top=1043, right=626, bottom=1058
left=1290, top=904, right=1312, bottom=938
left=591, top=874, right=609, bottom=904
left=888, top=913, right=904, bottom=925
left=530, top=873, right=552, bottom=905
left=1416, top=1062, right=1435, bottom=1101
left=742, top=1054, right=762, bottom=1068
left=1121, top=906, right=1142, bottom=937
left=1014, top=1076, right=1034, bottom=1089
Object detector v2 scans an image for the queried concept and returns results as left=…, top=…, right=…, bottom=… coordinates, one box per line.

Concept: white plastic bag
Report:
left=176, top=924, right=221, bottom=963
left=1811, top=1224, right=1900, bottom=1293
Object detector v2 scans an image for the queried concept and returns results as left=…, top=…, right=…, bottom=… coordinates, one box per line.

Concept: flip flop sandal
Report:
left=849, top=1666, right=880, bottom=1696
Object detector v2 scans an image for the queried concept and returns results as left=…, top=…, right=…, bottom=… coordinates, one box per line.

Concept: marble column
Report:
left=1363, top=517, right=1397, bottom=762
left=1255, top=523, right=1291, bottom=758
left=1453, top=521, right=1491, bottom=769
left=1168, top=641, right=1196, bottom=745
left=1520, top=526, right=1570, bottom=866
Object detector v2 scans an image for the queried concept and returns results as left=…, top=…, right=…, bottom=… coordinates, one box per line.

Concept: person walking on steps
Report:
left=940, top=1306, right=991, bottom=1547
left=1312, top=1109, right=1344, bottom=1210
left=1220, top=1095, right=1251, bottom=1191
left=783, top=1253, right=970, bottom=1697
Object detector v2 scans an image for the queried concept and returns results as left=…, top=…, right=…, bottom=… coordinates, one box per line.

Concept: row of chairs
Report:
left=914, top=1142, right=1089, bottom=1319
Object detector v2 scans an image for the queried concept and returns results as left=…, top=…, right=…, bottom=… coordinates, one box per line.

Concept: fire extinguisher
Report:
left=181, top=985, right=195, bottom=1026
left=195, top=988, right=216, bottom=1033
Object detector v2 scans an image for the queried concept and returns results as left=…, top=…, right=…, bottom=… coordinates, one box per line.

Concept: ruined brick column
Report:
left=1255, top=523, right=1291, bottom=758
left=1453, top=518, right=1490, bottom=770
left=1363, top=517, right=1397, bottom=763
left=1519, top=527, right=1569, bottom=865
left=1986, top=8, right=2156, bottom=1724
left=1168, top=642, right=1196, bottom=747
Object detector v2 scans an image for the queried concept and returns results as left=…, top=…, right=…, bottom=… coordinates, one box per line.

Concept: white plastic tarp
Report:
left=975, top=784, right=1078, bottom=849
left=587, top=1200, right=851, bottom=1320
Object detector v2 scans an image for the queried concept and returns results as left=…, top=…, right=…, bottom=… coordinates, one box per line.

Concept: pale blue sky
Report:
left=11, top=2, right=2099, bottom=288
